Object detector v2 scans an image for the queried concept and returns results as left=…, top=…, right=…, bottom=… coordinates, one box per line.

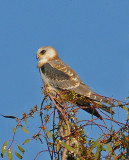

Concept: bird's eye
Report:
left=40, top=50, right=46, bottom=54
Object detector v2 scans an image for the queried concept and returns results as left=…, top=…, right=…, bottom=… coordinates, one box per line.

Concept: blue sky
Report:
left=0, top=1, right=129, bottom=159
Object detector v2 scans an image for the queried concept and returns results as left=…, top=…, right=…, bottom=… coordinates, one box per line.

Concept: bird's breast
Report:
left=39, top=68, right=58, bottom=96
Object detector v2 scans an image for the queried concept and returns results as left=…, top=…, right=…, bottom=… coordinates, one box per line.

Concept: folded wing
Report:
left=40, top=60, right=114, bottom=118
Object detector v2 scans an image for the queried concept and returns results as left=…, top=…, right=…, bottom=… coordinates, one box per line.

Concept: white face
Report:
left=37, top=46, right=58, bottom=68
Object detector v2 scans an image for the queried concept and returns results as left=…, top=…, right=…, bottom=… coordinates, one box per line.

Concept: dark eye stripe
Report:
left=40, top=50, right=46, bottom=54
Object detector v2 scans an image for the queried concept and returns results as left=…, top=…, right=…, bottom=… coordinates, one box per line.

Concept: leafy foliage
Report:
left=1, top=86, right=129, bottom=159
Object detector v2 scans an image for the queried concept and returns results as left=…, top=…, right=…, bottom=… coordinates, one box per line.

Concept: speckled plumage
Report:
left=37, top=46, right=114, bottom=119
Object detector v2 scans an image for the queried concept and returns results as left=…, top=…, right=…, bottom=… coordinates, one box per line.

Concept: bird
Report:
left=36, top=46, right=114, bottom=119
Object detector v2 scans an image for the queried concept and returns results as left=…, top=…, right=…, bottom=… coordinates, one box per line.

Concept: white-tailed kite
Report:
left=36, top=46, right=114, bottom=119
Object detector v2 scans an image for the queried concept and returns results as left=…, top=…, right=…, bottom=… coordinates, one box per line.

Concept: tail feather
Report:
left=87, top=91, right=113, bottom=106
left=65, top=87, right=115, bottom=119
left=82, top=107, right=103, bottom=120
left=74, top=83, right=114, bottom=106
left=96, top=102, right=115, bottom=115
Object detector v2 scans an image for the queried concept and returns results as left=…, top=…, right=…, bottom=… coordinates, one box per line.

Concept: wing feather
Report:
left=40, top=60, right=80, bottom=90
left=39, top=59, right=114, bottom=117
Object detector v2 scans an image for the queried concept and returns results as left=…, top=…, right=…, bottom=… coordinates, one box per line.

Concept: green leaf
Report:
left=17, top=145, right=25, bottom=154
left=14, top=151, right=23, bottom=159
left=117, top=101, right=128, bottom=111
left=87, top=138, right=100, bottom=156
left=106, top=143, right=112, bottom=153
left=121, top=105, right=128, bottom=111
left=47, top=130, right=53, bottom=138
left=120, top=155, right=125, bottom=159
left=117, top=101, right=122, bottom=106
left=64, top=125, right=68, bottom=136
left=24, top=117, right=27, bottom=125
left=106, top=144, right=116, bottom=158
left=7, top=149, right=12, bottom=160
left=95, top=144, right=101, bottom=160
left=56, top=143, right=60, bottom=152
left=2, top=140, right=9, bottom=158
left=23, top=139, right=30, bottom=145
left=100, top=145, right=106, bottom=151
left=22, top=126, right=29, bottom=133
left=13, top=127, right=16, bottom=134
left=95, top=144, right=106, bottom=160
left=61, top=141, right=76, bottom=152
left=47, top=130, right=75, bottom=152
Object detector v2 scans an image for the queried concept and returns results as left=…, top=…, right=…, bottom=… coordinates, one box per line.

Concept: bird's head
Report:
left=36, top=46, right=58, bottom=68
